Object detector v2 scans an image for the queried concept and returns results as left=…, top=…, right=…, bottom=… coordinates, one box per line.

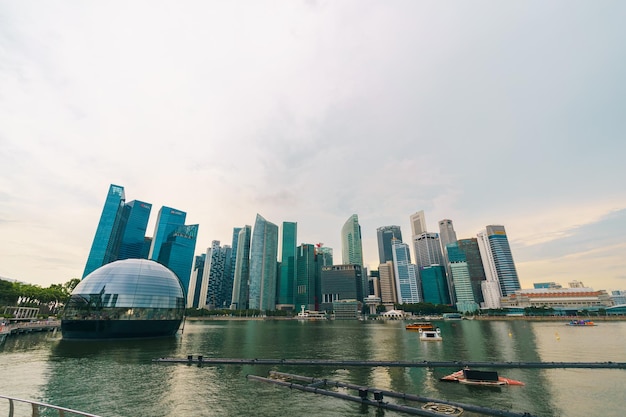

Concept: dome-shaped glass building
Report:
left=61, top=259, right=185, bottom=339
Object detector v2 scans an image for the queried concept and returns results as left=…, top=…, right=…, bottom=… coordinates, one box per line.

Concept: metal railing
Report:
left=0, top=394, right=103, bottom=417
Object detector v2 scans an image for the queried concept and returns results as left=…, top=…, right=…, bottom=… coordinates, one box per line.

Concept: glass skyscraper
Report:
left=446, top=243, right=479, bottom=313
left=376, top=225, right=402, bottom=264
left=341, top=214, right=363, bottom=266
left=148, top=206, right=186, bottom=261
left=420, top=265, right=450, bottom=305
left=157, top=224, right=199, bottom=296
left=249, top=214, right=279, bottom=311
left=83, top=184, right=126, bottom=278
left=392, top=241, right=421, bottom=304
left=485, top=225, right=521, bottom=297
left=230, top=225, right=251, bottom=310
left=295, top=243, right=317, bottom=311
left=278, top=222, right=297, bottom=308
left=117, top=200, right=152, bottom=261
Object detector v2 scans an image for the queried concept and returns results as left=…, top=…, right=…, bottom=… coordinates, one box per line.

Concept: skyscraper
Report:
left=187, top=254, right=206, bottom=308
left=409, top=210, right=427, bottom=236
left=320, top=264, right=362, bottom=311
left=446, top=243, right=479, bottom=313
left=376, top=225, right=403, bottom=264
left=117, top=200, right=152, bottom=261
left=477, top=230, right=502, bottom=308
left=392, top=241, right=421, bottom=304
left=200, top=240, right=232, bottom=309
left=378, top=261, right=397, bottom=308
left=230, top=225, right=251, bottom=310
left=248, top=214, right=279, bottom=311
left=438, top=219, right=457, bottom=305
left=277, top=222, right=297, bottom=308
left=148, top=206, right=186, bottom=261
left=157, top=224, right=199, bottom=296
left=295, top=243, right=318, bottom=311
left=341, top=214, right=363, bottom=266
left=457, top=238, right=486, bottom=304
left=480, top=225, right=521, bottom=298
left=420, top=265, right=450, bottom=305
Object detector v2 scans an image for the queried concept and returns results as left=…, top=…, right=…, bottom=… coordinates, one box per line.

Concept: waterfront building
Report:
left=117, top=200, right=152, bottom=261
left=157, top=224, right=199, bottom=296
left=62, top=259, right=185, bottom=339
left=148, top=206, right=187, bottom=261
left=295, top=244, right=318, bottom=311
left=446, top=243, right=479, bottom=313
left=248, top=214, right=279, bottom=311
left=413, top=233, right=446, bottom=270
left=420, top=265, right=450, bottom=305
left=187, top=254, right=206, bottom=308
left=341, top=214, right=364, bottom=267
left=378, top=261, right=397, bottom=309
left=391, top=241, right=421, bottom=304
left=200, top=241, right=233, bottom=309
left=332, top=299, right=360, bottom=320
left=83, top=184, right=127, bottom=278
left=501, top=286, right=614, bottom=311
left=320, top=264, right=362, bottom=311
left=230, top=225, right=251, bottom=310
left=277, top=222, right=297, bottom=309
left=376, top=225, right=403, bottom=264
left=224, top=227, right=241, bottom=309
left=477, top=225, right=521, bottom=300
left=438, top=219, right=457, bottom=305
left=477, top=230, right=502, bottom=308
left=457, top=238, right=486, bottom=304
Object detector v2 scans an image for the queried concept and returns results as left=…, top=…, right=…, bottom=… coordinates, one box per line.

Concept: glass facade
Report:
left=420, top=265, right=450, bottom=305
left=148, top=206, right=186, bottom=260
left=118, top=200, right=152, bottom=260
left=377, top=225, right=402, bottom=264
left=230, top=225, right=251, bottom=310
left=320, top=265, right=362, bottom=311
left=249, top=214, right=278, bottom=311
left=295, top=244, right=318, bottom=311
left=392, top=242, right=420, bottom=304
left=486, top=225, right=521, bottom=296
left=62, top=259, right=185, bottom=339
left=157, top=224, right=198, bottom=296
left=83, top=184, right=126, bottom=278
left=278, top=222, right=297, bottom=306
left=341, top=214, right=363, bottom=266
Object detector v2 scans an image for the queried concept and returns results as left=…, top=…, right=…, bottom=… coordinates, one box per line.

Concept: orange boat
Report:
left=405, top=322, right=435, bottom=331
left=440, top=369, right=525, bottom=386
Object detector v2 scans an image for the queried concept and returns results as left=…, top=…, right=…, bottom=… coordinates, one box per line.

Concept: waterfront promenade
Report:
left=0, top=320, right=59, bottom=344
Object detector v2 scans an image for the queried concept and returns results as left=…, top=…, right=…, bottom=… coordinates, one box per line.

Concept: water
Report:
left=1, top=319, right=624, bottom=417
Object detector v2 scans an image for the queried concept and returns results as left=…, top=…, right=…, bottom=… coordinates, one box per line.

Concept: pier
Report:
left=153, top=356, right=626, bottom=369
left=0, top=320, right=60, bottom=344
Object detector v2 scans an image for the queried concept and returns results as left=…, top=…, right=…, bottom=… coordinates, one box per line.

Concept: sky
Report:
left=1, top=1, right=625, bottom=292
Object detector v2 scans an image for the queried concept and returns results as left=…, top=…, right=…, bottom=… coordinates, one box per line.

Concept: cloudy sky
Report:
left=1, top=1, right=625, bottom=292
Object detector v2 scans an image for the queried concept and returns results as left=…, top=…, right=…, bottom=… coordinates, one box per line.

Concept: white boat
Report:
left=297, top=306, right=327, bottom=320
left=418, top=327, right=442, bottom=341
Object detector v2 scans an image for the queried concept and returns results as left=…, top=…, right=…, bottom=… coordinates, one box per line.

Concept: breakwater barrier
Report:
left=153, top=356, right=626, bottom=369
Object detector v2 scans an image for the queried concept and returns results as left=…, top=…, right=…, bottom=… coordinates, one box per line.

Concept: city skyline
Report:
left=1, top=2, right=625, bottom=291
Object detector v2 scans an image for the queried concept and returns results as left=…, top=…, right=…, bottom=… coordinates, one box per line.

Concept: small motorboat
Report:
left=405, top=322, right=435, bottom=331
left=441, top=369, right=524, bottom=386
left=418, top=327, right=442, bottom=341
left=567, top=319, right=596, bottom=326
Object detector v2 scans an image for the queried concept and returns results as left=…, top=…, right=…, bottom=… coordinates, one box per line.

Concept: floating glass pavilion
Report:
left=61, top=259, right=185, bottom=339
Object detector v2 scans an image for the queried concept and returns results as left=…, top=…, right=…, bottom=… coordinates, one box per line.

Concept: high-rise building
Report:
left=248, top=214, right=279, bottom=311
left=392, top=241, right=421, bottom=304
left=230, top=225, right=251, bottom=310
left=320, top=264, right=362, bottom=311
left=157, top=224, right=199, bottom=296
left=277, top=222, right=297, bottom=308
left=438, top=219, right=457, bottom=305
left=477, top=230, right=502, bottom=308
left=148, top=206, right=186, bottom=261
left=187, top=254, right=206, bottom=308
left=413, top=233, right=446, bottom=267
left=200, top=240, right=232, bottom=309
left=341, top=214, right=364, bottom=267
left=409, top=210, right=427, bottom=236
left=478, top=225, right=521, bottom=302
left=118, top=200, right=152, bottom=261
left=457, top=238, right=486, bottom=304
left=295, top=243, right=318, bottom=311
left=378, top=261, right=397, bottom=308
left=376, top=225, right=402, bottom=264
left=420, top=265, right=450, bottom=305
left=446, top=243, right=479, bottom=313
left=224, top=227, right=241, bottom=309
left=83, top=184, right=127, bottom=278
left=315, top=245, right=333, bottom=266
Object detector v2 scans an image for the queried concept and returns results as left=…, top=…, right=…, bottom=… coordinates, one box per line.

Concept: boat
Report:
left=297, top=306, right=327, bottom=320
left=418, top=327, right=442, bottom=341
left=567, top=319, right=596, bottom=326
left=443, top=313, right=462, bottom=320
left=441, top=369, right=524, bottom=386
left=405, top=322, right=435, bottom=331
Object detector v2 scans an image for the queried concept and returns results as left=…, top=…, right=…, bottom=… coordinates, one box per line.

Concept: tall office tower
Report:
left=157, top=224, right=199, bottom=296
left=141, top=237, right=152, bottom=259
left=315, top=245, right=333, bottom=266
left=378, top=261, right=397, bottom=308
left=117, top=200, right=152, bottom=260
left=392, top=241, right=421, bottom=304
left=341, top=214, right=364, bottom=266
left=148, top=206, right=187, bottom=261
left=412, top=233, right=446, bottom=267
left=376, top=225, right=403, bottom=264
left=457, top=238, right=487, bottom=304
left=438, top=219, right=458, bottom=305
left=320, top=264, right=362, bottom=311
left=83, top=184, right=127, bottom=278
left=223, top=227, right=241, bottom=309
left=295, top=244, right=318, bottom=311
left=477, top=230, right=502, bottom=308
left=230, top=225, right=251, bottom=310
left=187, top=254, right=206, bottom=308
left=248, top=214, right=279, bottom=311
left=201, top=241, right=233, bottom=309
left=409, top=210, right=427, bottom=236
left=446, top=243, right=479, bottom=313
left=277, top=222, right=297, bottom=309
left=420, top=265, right=450, bottom=305
left=477, top=225, right=521, bottom=303
left=369, top=269, right=380, bottom=298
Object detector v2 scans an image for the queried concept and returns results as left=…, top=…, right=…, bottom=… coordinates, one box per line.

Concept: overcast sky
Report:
left=1, top=1, right=625, bottom=292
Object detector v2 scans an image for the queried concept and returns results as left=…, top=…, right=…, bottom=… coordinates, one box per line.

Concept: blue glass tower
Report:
left=278, top=222, right=297, bottom=307
left=377, top=225, right=402, bottom=264
left=83, top=184, right=126, bottom=278
left=157, top=224, right=199, bottom=296
left=392, top=241, right=421, bottom=304
left=118, top=200, right=152, bottom=260
left=486, top=225, right=521, bottom=296
left=295, top=243, right=317, bottom=311
left=149, top=206, right=186, bottom=261
left=249, top=214, right=279, bottom=311
left=341, top=214, right=363, bottom=266
left=420, top=265, right=450, bottom=305
left=230, top=225, right=251, bottom=310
